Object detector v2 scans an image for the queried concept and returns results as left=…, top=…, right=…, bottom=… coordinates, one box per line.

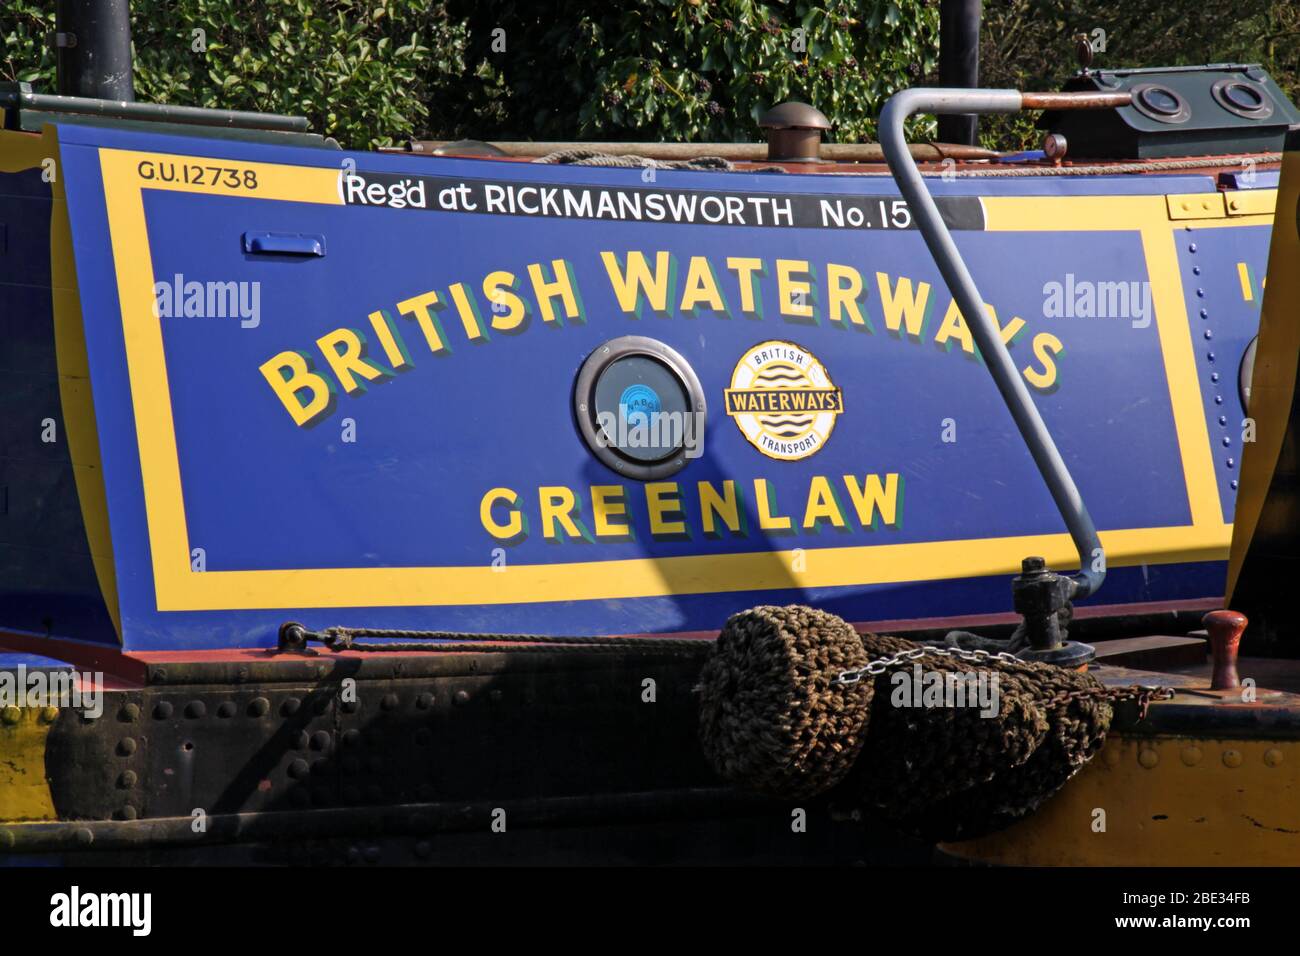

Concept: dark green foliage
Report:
left=3, top=1, right=1298, bottom=151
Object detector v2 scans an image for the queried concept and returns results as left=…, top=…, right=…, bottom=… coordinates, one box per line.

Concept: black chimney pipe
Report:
left=55, top=0, right=134, bottom=101
left=937, top=0, right=980, bottom=144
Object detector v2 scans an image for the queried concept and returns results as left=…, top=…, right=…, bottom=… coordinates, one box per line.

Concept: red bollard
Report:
left=1203, top=610, right=1247, bottom=690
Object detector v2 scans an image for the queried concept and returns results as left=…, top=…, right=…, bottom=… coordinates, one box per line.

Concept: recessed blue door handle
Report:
left=242, top=231, right=326, bottom=256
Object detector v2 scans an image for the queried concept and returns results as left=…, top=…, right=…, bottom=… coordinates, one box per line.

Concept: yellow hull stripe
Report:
left=0, top=708, right=58, bottom=822
left=943, top=734, right=1300, bottom=866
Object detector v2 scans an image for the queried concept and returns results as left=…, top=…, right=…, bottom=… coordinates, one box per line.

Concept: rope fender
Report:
left=697, top=605, right=1173, bottom=841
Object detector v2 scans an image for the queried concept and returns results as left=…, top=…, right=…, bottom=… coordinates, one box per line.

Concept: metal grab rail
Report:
left=878, top=88, right=1129, bottom=600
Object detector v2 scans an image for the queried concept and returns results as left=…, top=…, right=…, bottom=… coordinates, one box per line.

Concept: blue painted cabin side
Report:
left=0, top=118, right=1274, bottom=652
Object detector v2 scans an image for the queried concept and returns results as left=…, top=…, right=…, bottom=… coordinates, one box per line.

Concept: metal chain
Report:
left=831, top=644, right=1175, bottom=717
left=832, top=644, right=1022, bottom=685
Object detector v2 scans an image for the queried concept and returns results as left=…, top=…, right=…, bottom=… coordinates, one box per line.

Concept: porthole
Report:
left=1130, top=83, right=1191, bottom=125
left=1211, top=79, right=1274, bottom=121
left=573, top=336, right=706, bottom=480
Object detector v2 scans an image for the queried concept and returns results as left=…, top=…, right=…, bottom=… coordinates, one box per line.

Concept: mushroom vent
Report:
left=759, top=101, right=831, bottom=162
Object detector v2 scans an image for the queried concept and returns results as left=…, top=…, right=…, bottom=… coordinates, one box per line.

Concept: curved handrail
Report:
left=878, top=88, right=1128, bottom=599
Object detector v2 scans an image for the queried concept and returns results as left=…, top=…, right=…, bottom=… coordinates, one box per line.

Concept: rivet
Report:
left=1196, top=288, right=1205, bottom=297
left=1264, top=748, right=1284, bottom=767
left=118, top=737, right=137, bottom=756
left=281, top=697, right=302, bottom=716
left=1226, top=458, right=1235, bottom=468
left=217, top=701, right=236, bottom=719
left=118, top=770, right=138, bottom=788
left=1, top=706, right=21, bottom=725
left=288, top=758, right=311, bottom=779
left=416, top=692, right=434, bottom=710
left=294, top=731, right=310, bottom=751
left=120, top=703, right=140, bottom=722
left=1204, top=330, right=1213, bottom=339
left=1229, top=198, right=1240, bottom=211
left=74, top=828, right=94, bottom=846
left=236, top=666, right=249, bottom=683
left=154, top=701, right=173, bottom=720
left=342, top=729, right=362, bottom=747
left=248, top=697, right=270, bottom=717
left=120, top=805, right=138, bottom=821
left=1210, top=371, right=1219, bottom=381
left=364, top=846, right=381, bottom=864
left=1200, top=308, right=1208, bottom=318
left=381, top=693, right=399, bottom=711
left=153, top=667, right=167, bottom=684
left=185, top=700, right=207, bottom=719
left=414, top=840, right=432, bottom=859
left=1215, top=395, right=1223, bottom=404
left=1193, top=266, right=1201, bottom=275
left=1189, top=243, right=1197, bottom=252
left=346, top=846, right=361, bottom=864
left=310, top=730, right=332, bottom=752
left=1231, top=480, right=1239, bottom=489
left=1223, top=437, right=1231, bottom=446
left=454, top=690, right=470, bottom=706
left=1180, top=745, right=1202, bottom=766
left=1222, top=749, right=1243, bottom=768
left=1138, top=748, right=1159, bottom=768
left=1207, top=352, right=1216, bottom=362
left=37, top=706, right=58, bottom=723
left=1219, top=416, right=1227, bottom=426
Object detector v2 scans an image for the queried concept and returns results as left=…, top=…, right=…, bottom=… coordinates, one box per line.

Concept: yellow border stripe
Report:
left=97, top=150, right=1239, bottom=611
left=158, top=523, right=1228, bottom=611
left=1141, top=226, right=1224, bottom=527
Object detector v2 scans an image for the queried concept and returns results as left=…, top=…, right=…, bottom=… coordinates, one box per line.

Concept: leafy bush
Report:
left=2, top=0, right=483, bottom=149
left=445, top=0, right=938, bottom=143
left=2, top=0, right=936, bottom=148
left=4, top=1, right=1299, bottom=152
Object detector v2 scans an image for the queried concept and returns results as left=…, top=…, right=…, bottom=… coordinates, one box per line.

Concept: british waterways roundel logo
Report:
left=724, top=340, right=844, bottom=460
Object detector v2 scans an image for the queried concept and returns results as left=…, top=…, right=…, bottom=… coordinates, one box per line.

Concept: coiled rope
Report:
left=536, top=148, right=735, bottom=171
